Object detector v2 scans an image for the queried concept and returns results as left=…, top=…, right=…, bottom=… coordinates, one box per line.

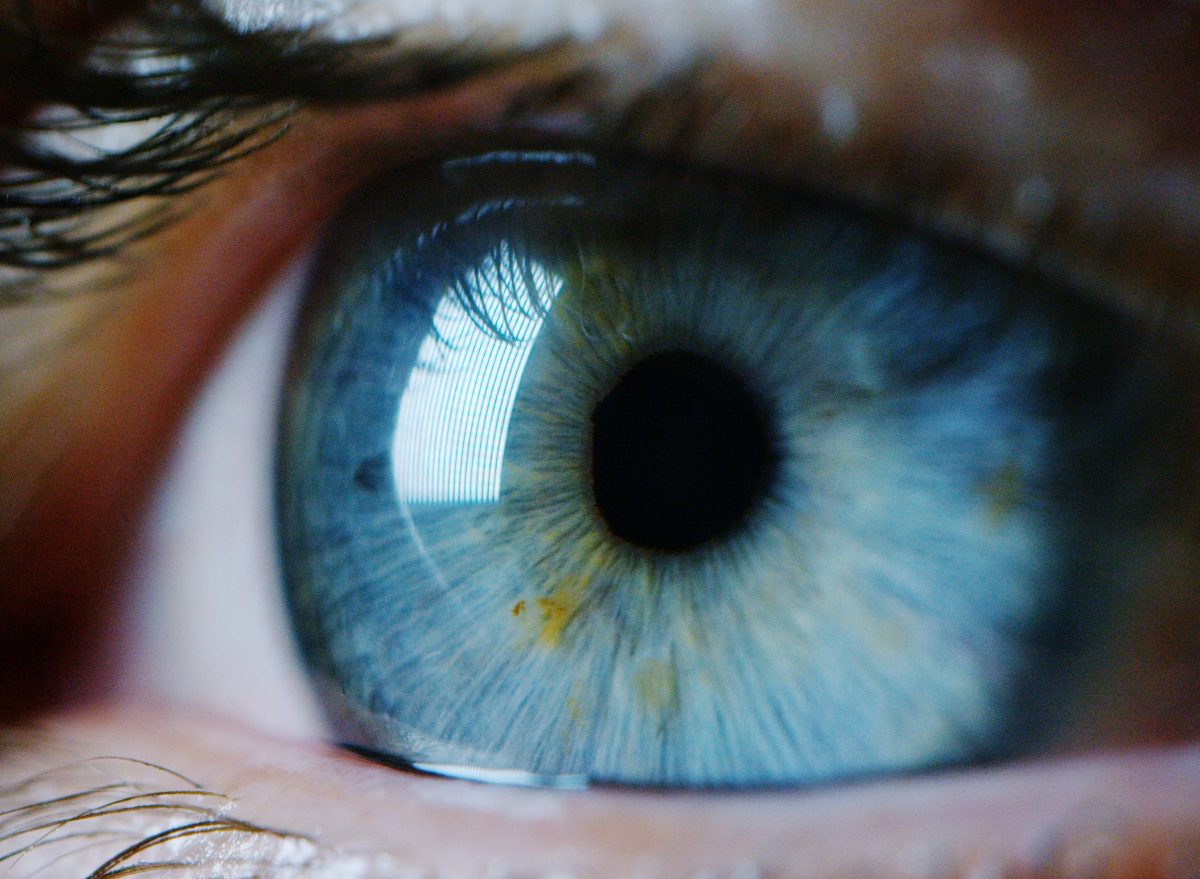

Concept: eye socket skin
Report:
left=1, top=0, right=1199, bottom=876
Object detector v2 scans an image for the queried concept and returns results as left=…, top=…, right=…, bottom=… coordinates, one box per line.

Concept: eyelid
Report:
left=597, top=55, right=1199, bottom=327
left=11, top=707, right=1199, bottom=876
left=6, top=0, right=1198, bottom=318
left=301, top=5, right=1200, bottom=326
left=228, top=0, right=1200, bottom=325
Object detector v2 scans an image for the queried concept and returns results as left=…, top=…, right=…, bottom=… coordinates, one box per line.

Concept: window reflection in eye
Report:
left=3, top=0, right=1200, bottom=873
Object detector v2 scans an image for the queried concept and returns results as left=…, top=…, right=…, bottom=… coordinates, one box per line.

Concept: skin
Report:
left=1, top=0, right=1198, bottom=876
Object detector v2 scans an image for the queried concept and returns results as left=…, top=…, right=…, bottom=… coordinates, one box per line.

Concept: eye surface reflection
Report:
left=394, top=246, right=562, bottom=505
left=278, top=150, right=1174, bottom=788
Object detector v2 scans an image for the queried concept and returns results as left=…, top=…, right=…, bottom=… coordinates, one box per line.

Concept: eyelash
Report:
left=0, top=10, right=284, bottom=300
left=1, top=104, right=288, bottom=292
left=0, top=0, right=544, bottom=305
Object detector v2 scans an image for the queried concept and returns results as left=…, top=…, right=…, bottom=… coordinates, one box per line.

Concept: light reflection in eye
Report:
left=394, top=245, right=562, bottom=505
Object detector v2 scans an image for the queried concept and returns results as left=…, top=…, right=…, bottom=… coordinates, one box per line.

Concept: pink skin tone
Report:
left=1, top=1, right=1199, bottom=876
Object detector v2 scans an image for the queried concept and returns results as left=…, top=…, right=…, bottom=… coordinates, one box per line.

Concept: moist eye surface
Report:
left=276, top=150, right=1162, bottom=788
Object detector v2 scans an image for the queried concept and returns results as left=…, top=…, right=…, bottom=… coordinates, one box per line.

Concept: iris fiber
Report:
left=278, top=152, right=1146, bottom=786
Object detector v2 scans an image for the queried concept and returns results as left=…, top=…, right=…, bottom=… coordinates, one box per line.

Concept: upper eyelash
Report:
left=0, top=0, right=539, bottom=306
left=0, top=103, right=289, bottom=297
left=0, top=2, right=298, bottom=302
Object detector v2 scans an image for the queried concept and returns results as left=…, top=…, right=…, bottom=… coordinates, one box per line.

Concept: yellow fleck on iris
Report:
left=632, top=659, right=679, bottom=718
left=980, top=461, right=1022, bottom=524
left=535, top=581, right=587, bottom=648
left=561, top=691, right=586, bottom=746
left=565, top=695, right=582, bottom=721
left=511, top=600, right=525, bottom=617
left=873, top=619, right=911, bottom=655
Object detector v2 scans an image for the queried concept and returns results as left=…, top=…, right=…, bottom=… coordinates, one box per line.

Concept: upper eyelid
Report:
left=2, top=1, right=1198, bottom=326
left=597, top=62, right=1199, bottom=329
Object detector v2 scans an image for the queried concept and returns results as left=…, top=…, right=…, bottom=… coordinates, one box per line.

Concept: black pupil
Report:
left=590, top=350, right=773, bottom=551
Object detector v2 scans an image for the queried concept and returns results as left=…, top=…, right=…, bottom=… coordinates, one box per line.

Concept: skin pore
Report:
left=1, top=0, right=1199, bottom=876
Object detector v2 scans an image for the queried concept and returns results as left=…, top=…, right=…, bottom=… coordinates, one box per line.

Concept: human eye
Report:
left=277, top=149, right=1187, bottom=789
left=2, top=0, right=1199, bottom=874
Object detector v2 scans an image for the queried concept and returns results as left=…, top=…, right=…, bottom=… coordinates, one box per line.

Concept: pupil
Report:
left=590, top=350, right=773, bottom=552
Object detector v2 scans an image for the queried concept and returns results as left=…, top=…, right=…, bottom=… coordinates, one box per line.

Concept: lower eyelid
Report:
left=6, top=707, right=1200, bottom=878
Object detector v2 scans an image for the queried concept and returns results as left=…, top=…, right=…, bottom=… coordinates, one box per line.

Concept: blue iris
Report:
left=277, top=150, right=1147, bottom=787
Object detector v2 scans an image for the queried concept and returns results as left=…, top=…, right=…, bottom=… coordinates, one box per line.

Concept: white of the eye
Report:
left=118, top=246, right=328, bottom=742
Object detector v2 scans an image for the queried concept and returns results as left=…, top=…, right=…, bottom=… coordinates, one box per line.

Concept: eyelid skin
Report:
left=0, top=0, right=1198, bottom=875
left=197, top=0, right=1200, bottom=319
left=6, top=707, right=1200, bottom=877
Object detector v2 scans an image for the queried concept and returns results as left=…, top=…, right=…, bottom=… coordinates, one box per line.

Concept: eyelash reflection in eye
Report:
left=276, top=149, right=1162, bottom=789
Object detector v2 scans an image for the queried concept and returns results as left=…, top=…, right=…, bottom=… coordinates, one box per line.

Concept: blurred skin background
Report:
left=0, top=0, right=1199, bottom=876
